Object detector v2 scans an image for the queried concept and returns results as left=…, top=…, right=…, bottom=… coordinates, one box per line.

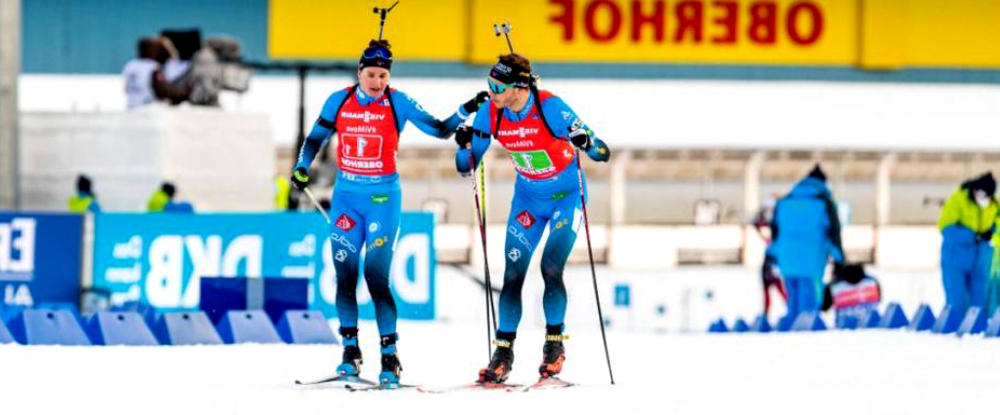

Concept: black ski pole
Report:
left=372, top=1, right=400, bottom=41
left=493, top=22, right=515, bottom=53
left=468, top=146, right=498, bottom=361
left=574, top=149, right=615, bottom=385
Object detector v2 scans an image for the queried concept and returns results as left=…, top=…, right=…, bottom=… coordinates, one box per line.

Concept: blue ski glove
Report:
left=587, top=138, right=610, bottom=162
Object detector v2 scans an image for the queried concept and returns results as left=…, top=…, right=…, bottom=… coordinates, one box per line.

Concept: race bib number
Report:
left=510, top=150, right=554, bottom=173
left=341, top=134, right=383, bottom=160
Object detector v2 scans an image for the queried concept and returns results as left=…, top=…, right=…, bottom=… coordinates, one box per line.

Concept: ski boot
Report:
left=378, top=334, right=403, bottom=387
left=478, top=332, right=515, bottom=384
left=336, top=327, right=362, bottom=376
left=539, top=327, right=568, bottom=378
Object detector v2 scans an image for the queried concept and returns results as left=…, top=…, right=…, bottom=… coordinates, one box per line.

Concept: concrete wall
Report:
left=20, top=106, right=275, bottom=212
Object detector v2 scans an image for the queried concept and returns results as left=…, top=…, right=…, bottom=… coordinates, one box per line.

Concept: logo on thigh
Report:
left=335, top=214, right=356, bottom=232
left=508, top=248, right=521, bottom=262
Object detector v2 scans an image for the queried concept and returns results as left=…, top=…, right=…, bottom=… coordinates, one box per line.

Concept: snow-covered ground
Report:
left=2, top=321, right=999, bottom=415
left=2, top=266, right=995, bottom=415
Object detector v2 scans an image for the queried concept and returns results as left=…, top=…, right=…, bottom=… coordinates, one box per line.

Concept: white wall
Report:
left=20, top=106, right=275, bottom=211
left=19, top=75, right=1000, bottom=152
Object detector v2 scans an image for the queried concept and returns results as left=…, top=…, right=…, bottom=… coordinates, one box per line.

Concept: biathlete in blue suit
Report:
left=453, top=53, right=610, bottom=384
left=290, top=39, right=488, bottom=387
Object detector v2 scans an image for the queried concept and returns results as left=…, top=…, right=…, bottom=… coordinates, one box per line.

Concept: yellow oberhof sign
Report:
left=268, top=0, right=1000, bottom=70
left=470, top=0, right=857, bottom=65
left=269, top=0, right=466, bottom=59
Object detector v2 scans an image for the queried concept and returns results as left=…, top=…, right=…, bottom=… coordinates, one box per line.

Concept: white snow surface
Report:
left=2, top=265, right=998, bottom=414
left=3, top=322, right=1000, bottom=414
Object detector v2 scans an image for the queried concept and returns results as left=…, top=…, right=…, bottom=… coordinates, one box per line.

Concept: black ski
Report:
left=294, top=374, right=378, bottom=387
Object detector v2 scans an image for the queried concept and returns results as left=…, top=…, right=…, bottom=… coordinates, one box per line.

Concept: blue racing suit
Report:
left=296, top=85, right=466, bottom=337
left=456, top=90, right=609, bottom=338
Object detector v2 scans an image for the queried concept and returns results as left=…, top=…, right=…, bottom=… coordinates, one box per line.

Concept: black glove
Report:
left=568, top=127, right=592, bottom=151
left=977, top=230, right=994, bottom=242
left=455, top=125, right=474, bottom=148
left=291, top=167, right=310, bottom=190
left=461, top=91, right=489, bottom=114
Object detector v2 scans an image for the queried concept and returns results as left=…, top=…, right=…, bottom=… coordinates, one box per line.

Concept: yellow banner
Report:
left=268, top=0, right=1000, bottom=69
left=268, top=0, right=466, bottom=60
left=894, top=0, right=1000, bottom=68
left=470, top=0, right=858, bottom=65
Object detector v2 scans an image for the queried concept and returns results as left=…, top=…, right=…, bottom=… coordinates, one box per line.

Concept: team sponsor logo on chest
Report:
left=344, top=125, right=378, bottom=134
left=497, top=126, right=540, bottom=139
left=342, top=111, right=386, bottom=123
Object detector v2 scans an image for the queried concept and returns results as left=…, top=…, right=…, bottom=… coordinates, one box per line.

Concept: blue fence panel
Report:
left=0, top=212, right=83, bottom=308
left=93, top=212, right=435, bottom=320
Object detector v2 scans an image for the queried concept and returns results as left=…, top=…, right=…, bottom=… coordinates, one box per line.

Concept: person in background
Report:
left=67, top=174, right=101, bottom=213
left=274, top=176, right=292, bottom=211
left=938, top=172, right=997, bottom=316
left=123, top=37, right=190, bottom=109
left=147, top=182, right=194, bottom=213
left=752, top=193, right=786, bottom=317
left=771, top=164, right=845, bottom=328
left=822, top=263, right=881, bottom=328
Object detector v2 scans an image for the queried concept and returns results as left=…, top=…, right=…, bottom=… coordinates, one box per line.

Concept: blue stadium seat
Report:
left=985, top=308, right=1000, bottom=338
left=908, top=304, right=936, bottom=332
left=956, top=307, right=988, bottom=337
left=0, top=317, right=16, bottom=344
left=7, top=309, right=91, bottom=345
left=276, top=310, right=337, bottom=344
left=732, top=318, right=750, bottom=333
left=708, top=318, right=728, bottom=333
left=836, top=315, right=859, bottom=330
left=85, top=311, right=159, bottom=346
left=750, top=315, right=772, bottom=333
left=878, top=303, right=908, bottom=329
left=216, top=310, right=282, bottom=344
left=2, top=305, right=26, bottom=325
left=153, top=311, right=222, bottom=345
left=931, top=306, right=964, bottom=334
left=860, top=310, right=881, bottom=328
left=776, top=314, right=797, bottom=332
left=791, top=312, right=827, bottom=331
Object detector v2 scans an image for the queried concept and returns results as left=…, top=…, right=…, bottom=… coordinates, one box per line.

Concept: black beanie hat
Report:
left=359, top=40, right=392, bottom=71
left=969, top=172, right=996, bottom=196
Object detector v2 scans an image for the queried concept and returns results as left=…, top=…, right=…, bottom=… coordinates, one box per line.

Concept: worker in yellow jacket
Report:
left=938, top=172, right=997, bottom=315
left=67, top=174, right=101, bottom=213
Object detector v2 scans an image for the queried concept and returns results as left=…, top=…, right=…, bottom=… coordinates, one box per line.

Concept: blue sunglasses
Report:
left=488, top=79, right=514, bottom=94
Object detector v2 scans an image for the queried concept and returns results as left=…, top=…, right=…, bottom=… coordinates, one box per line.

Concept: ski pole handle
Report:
left=303, top=187, right=331, bottom=224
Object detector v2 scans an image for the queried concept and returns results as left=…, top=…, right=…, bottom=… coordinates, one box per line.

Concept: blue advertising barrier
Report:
left=0, top=212, right=83, bottom=308
left=92, top=212, right=435, bottom=320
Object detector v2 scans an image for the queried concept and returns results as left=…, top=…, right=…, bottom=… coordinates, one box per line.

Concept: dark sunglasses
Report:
left=488, top=79, right=514, bottom=94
